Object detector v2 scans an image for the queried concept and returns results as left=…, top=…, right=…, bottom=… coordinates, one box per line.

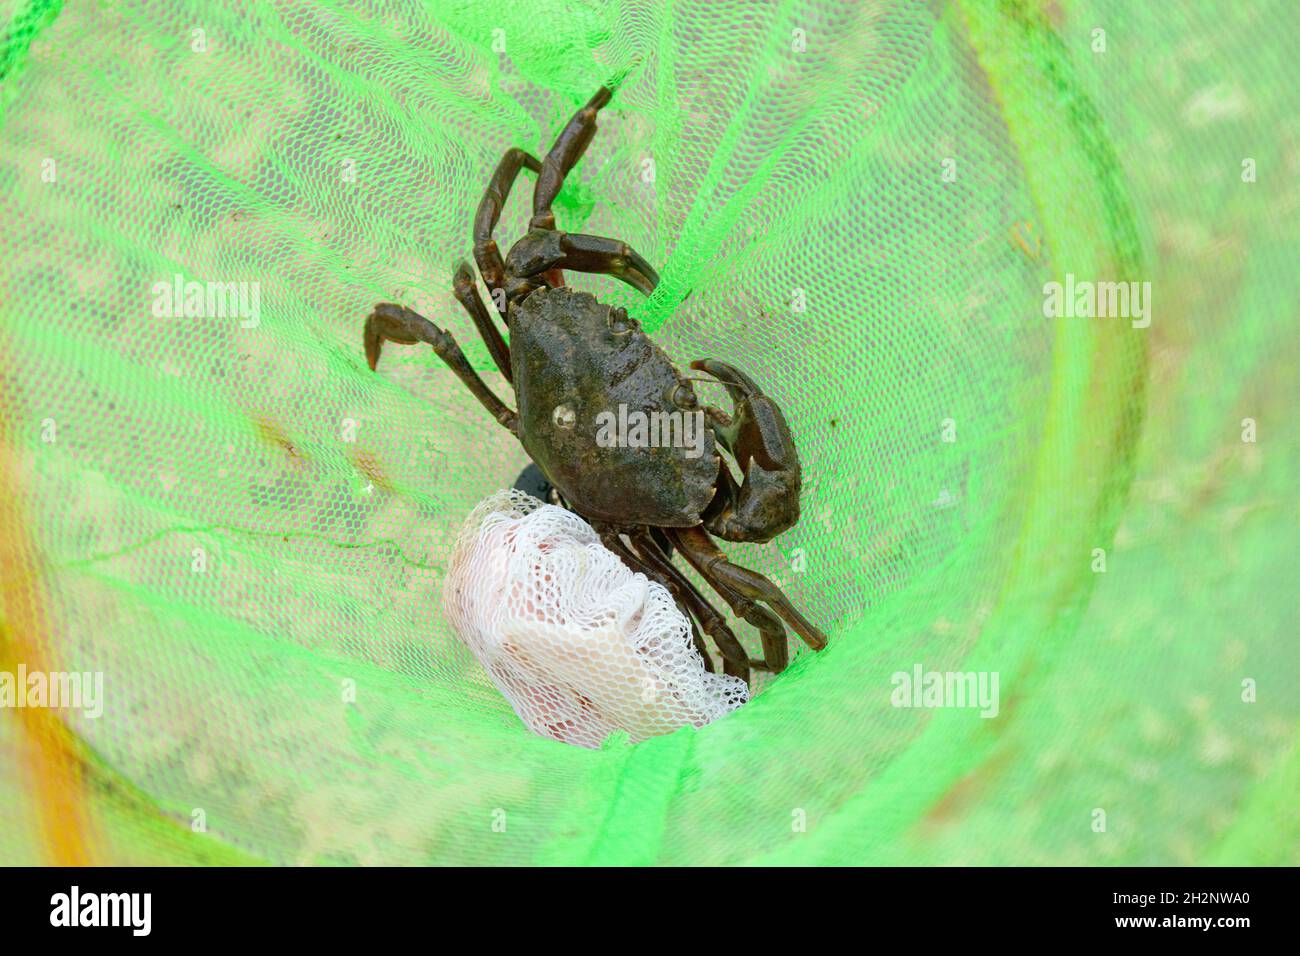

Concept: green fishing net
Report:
left=1, top=0, right=1296, bottom=866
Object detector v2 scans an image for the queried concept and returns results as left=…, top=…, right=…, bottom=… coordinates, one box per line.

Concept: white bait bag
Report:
left=443, top=489, right=748, bottom=748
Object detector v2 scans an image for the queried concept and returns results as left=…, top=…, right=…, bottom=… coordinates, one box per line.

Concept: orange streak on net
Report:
left=0, top=363, right=96, bottom=866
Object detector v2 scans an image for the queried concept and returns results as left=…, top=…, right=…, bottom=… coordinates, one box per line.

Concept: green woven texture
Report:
left=1, top=0, right=1296, bottom=865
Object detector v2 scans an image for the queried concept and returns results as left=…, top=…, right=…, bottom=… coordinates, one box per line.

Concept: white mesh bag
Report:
left=443, top=489, right=749, bottom=748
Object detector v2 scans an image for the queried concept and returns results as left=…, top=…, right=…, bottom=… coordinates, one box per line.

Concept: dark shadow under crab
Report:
left=363, top=85, right=827, bottom=685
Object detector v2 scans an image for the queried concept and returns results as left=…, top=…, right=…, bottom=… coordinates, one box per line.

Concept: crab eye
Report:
left=671, top=383, right=698, bottom=409
left=552, top=404, right=576, bottom=430
left=607, top=307, right=633, bottom=336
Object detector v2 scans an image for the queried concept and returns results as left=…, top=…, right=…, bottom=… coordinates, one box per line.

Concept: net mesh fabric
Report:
left=444, top=489, right=747, bottom=749
left=0, top=0, right=1296, bottom=864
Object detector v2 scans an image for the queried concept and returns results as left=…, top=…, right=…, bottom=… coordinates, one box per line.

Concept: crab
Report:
left=363, top=85, right=827, bottom=684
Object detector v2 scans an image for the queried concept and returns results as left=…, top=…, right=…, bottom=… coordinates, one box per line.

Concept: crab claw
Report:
left=691, top=359, right=802, bottom=543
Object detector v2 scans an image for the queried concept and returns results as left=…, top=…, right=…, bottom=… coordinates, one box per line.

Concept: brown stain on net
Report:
left=921, top=746, right=1017, bottom=831
left=350, top=448, right=395, bottom=495
left=252, top=414, right=308, bottom=469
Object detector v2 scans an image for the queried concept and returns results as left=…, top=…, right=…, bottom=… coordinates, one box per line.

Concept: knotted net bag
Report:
left=444, top=489, right=747, bottom=749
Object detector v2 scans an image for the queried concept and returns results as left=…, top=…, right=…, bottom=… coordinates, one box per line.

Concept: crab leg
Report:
left=474, top=147, right=544, bottom=311
left=628, top=528, right=760, bottom=681
left=364, top=303, right=519, bottom=436
left=597, top=528, right=718, bottom=676
left=669, top=525, right=828, bottom=666
left=531, top=86, right=612, bottom=231
left=452, top=262, right=513, bottom=382
left=685, top=548, right=793, bottom=673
